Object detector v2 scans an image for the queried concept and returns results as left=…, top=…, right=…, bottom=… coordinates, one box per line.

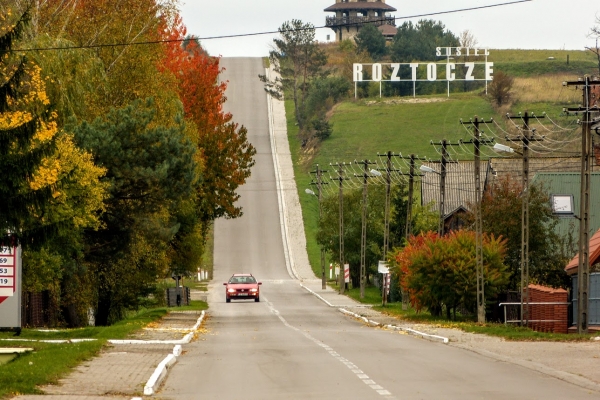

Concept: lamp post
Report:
left=305, top=186, right=327, bottom=290
left=354, top=159, right=377, bottom=299
left=308, top=164, right=328, bottom=290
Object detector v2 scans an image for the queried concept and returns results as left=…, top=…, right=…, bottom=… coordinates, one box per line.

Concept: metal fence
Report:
left=572, top=272, right=600, bottom=325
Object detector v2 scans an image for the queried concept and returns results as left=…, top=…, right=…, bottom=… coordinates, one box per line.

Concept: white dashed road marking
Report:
left=264, top=296, right=396, bottom=399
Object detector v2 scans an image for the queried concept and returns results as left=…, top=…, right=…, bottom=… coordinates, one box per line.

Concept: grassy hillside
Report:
left=288, top=47, right=591, bottom=278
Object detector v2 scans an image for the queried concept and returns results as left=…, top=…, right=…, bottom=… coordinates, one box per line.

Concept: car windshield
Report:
left=229, top=276, right=256, bottom=284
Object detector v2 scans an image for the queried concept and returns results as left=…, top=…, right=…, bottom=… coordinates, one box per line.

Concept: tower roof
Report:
left=324, top=2, right=397, bottom=12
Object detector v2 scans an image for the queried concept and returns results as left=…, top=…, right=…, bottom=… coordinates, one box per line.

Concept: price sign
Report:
left=0, top=247, right=14, bottom=255
left=0, top=246, right=17, bottom=301
left=0, top=267, right=13, bottom=275
left=0, top=244, right=21, bottom=329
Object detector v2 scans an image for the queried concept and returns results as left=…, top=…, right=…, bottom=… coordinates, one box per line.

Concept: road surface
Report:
left=158, top=57, right=597, bottom=399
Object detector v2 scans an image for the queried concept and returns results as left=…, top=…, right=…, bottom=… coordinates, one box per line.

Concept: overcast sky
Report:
left=179, top=0, right=599, bottom=57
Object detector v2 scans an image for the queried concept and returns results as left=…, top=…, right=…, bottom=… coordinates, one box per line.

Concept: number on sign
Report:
left=0, top=278, right=8, bottom=285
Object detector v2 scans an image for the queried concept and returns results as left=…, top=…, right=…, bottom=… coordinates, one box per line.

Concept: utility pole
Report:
left=405, top=154, right=417, bottom=239
left=460, top=116, right=494, bottom=323
left=375, top=152, right=401, bottom=306
left=331, top=162, right=349, bottom=294
left=309, top=164, right=328, bottom=290
left=564, top=76, right=600, bottom=334
left=355, top=159, right=377, bottom=299
left=429, top=141, right=460, bottom=236
left=506, top=111, right=544, bottom=327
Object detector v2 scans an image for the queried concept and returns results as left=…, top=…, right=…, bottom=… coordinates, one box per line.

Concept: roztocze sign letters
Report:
left=352, top=47, right=493, bottom=97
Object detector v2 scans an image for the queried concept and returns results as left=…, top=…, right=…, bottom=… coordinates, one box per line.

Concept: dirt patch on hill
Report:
left=365, top=97, right=450, bottom=105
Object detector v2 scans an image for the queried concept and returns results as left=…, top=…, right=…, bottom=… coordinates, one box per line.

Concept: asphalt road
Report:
left=158, top=58, right=597, bottom=399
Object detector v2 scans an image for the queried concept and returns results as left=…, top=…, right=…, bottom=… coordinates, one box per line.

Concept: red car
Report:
left=223, top=274, right=262, bottom=303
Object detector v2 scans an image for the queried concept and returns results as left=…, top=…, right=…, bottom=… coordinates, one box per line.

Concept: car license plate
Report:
left=238, top=293, right=248, bottom=296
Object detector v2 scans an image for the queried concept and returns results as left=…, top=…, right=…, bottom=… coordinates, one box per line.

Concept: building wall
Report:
left=524, top=284, right=568, bottom=334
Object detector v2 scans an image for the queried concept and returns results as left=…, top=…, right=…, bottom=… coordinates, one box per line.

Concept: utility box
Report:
left=166, top=287, right=190, bottom=307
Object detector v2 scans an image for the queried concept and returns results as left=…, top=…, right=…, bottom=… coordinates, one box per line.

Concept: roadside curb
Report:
left=108, top=311, right=205, bottom=345
left=143, top=345, right=180, bottom=395
left=300, top=283, right=449, bottom=344
left=111, top=311, right=205, bottom=396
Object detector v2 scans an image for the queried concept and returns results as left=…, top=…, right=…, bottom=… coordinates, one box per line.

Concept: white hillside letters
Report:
left=352, top=61, right=494, bottom=82
left=352, top=48, right=493, bottom=83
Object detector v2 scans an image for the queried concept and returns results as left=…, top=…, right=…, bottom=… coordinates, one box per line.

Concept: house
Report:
left=421, top=157, right=599, bottom=237
left=420, top=160, right=491, bottom=233
left=324, top=0, right=397, bottom=42
left=532, top=172, right=600, bottom=239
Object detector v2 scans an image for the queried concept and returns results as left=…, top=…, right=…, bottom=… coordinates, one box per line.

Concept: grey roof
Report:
left=489, top=156, right=582, bottom=183
left=421, top=160, right=490, bottom=217
left=325, top=2, right=397, bottom=12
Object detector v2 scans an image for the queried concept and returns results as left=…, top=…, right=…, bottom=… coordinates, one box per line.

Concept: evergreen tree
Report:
left=355, top=24, right=387, bottom=61
left=390, top=20, right=459, bottom=62
left=72, top=99, right=198, bottom=325
left=0, top=9, right=58, bottom=247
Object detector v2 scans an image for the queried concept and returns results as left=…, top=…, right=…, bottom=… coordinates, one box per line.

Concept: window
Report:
left=551, top=194, right=574, bottom=215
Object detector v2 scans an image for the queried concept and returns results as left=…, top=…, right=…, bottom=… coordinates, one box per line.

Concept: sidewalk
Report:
left=300, top=279, right=600, bottom=393
left=12, top=309, right=205, bottom=400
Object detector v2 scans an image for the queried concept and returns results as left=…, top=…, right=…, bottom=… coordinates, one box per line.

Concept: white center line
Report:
left=265, top=296, right=396, bottom=399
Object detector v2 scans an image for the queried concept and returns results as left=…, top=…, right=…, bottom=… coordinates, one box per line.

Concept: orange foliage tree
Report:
left=392, top=230, right=509, bottom=319
left=160, top=15, right=256, bottom=230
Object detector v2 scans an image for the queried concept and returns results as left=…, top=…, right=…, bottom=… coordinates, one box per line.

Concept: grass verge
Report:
left=336, top=285, right=597, bottom=342
left=0, top=301, right=207, bottom=399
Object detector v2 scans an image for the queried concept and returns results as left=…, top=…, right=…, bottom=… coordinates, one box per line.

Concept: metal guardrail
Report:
left=498, top=302, right=570, bottom=325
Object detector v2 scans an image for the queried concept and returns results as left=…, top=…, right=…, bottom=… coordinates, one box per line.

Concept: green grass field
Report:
left=290, top=48, right=593, bottom=312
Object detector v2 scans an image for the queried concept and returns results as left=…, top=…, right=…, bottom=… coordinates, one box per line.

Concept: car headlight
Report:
left=227, top=288, right=236, bottom=293
left=250, top=288, right=258, bottom=292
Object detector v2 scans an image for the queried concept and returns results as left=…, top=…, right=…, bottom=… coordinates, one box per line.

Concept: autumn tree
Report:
left=23, top=133, right=109, bottom=326
left=392, top=230, right=509, bottom=319
left=71, top=99, right=198, bottom=325
left=0, top=8, right=58, bottom=247
left=34, top=0, right=182, bottom=121
left=487, top=71, right=514, bottom=107
left=161, top=14, right=256, bottom=232
left=466, top=176, right=570, bottom=290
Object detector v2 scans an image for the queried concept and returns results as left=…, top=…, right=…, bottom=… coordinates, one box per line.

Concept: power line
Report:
left=8, top=1, right=532, bottom=53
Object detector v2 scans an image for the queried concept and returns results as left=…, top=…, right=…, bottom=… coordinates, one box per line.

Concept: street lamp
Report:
left=419, top=165, right=437, bottom=174
left=493, top=143, right=514, bottom=153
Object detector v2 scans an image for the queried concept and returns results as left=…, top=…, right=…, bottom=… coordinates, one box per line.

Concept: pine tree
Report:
left=0, top=9, right=57, bottom=247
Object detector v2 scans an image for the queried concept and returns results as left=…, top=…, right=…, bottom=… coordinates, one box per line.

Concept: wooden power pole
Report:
left=564, top=77, right=600, bottom=334
left=460, top=116, right=494, bottom=323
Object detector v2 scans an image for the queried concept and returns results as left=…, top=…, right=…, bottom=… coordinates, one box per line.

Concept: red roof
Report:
left=325, top=2, right=397, bottom=12
left=565, top=228, right=600, bottom=274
